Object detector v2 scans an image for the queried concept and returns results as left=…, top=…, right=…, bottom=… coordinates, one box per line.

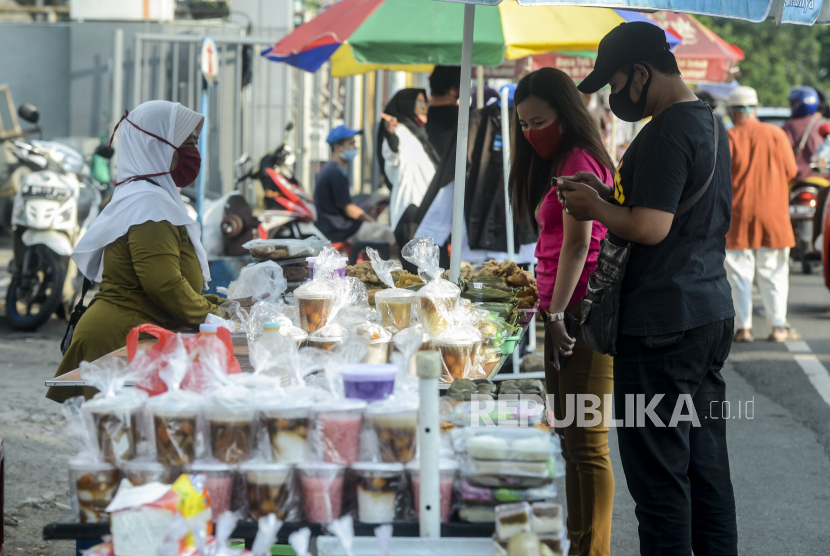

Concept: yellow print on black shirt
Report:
left=614, top=159, right=625, bottom=204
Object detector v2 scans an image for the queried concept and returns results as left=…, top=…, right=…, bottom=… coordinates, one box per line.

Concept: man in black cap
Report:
left=558, top=21, right=737, bottom=556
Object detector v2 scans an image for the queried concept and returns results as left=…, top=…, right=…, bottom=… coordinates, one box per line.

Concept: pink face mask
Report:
left=109, top=110, right=201, bottom=187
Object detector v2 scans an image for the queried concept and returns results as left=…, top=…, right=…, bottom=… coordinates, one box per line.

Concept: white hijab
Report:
left=73, top=101, right=211, bottom=287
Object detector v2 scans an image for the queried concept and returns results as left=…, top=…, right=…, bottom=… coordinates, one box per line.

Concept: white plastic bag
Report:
left=219, top=261, right=287, bottom=302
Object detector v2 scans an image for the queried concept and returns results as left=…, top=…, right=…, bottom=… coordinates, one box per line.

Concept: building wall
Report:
left=0, top=23, right=71, bottom=139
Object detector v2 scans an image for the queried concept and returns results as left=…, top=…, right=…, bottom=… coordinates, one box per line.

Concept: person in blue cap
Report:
left=313, top=125, right=396, bottom=247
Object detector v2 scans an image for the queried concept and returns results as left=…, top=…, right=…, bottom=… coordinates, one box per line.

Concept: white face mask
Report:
left=340, top=148, right=358, bottom=162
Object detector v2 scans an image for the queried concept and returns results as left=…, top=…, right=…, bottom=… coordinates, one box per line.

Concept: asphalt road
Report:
left=1, top=239, right=829, bottom=553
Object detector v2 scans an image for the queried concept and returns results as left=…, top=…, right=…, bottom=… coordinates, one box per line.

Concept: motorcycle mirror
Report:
left=18, top=104, right=39, bottom=124
left=95, top=145, right=115, bottom=159
left=285, top=122, right=294, bottom=132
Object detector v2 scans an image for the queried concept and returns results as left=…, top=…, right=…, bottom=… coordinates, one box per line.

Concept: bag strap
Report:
left=796, top=115, right=819, bottom=154
left=676, top=110, right=719, bottom=218
left=60, top=276, right=93, bottom=355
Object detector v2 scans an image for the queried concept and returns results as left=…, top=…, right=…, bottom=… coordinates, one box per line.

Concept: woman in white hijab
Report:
left=48, top=100, right=227, bottom=403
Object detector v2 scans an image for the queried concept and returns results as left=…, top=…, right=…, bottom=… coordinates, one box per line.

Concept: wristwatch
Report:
left=543, top=311, right=565, bottom=324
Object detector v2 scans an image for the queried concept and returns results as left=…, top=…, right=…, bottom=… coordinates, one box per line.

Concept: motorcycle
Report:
left=6, top=104, right=112, bottom=330
left=0, top=103, right=45, bottom=234
left=239, top=123, right=325, bottom=241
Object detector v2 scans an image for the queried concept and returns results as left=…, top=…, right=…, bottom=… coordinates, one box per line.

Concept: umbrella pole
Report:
left=500, top=86, right=515, bottom=262
left=449, top=2, right=475, bottom=283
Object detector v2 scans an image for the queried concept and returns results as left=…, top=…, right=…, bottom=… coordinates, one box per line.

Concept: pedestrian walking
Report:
left=378, top=88, right=439, bottom=230
left=508, top=67, right=615, bottom=556
left=725, top=86, right=799, bottom=343
left=559, top=22, right=737, bottom=556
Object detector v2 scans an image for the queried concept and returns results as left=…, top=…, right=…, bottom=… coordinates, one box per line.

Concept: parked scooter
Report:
left=0, top=103, right=45, bottom=234
left=6, top=104, right=112, bottom=330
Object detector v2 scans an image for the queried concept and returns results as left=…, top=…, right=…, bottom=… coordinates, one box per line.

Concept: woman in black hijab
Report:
left=377, top=88, right=439, bottom=229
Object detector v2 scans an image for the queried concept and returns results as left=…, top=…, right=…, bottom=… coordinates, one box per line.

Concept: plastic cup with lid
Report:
left=298, top=462, right=346, bottom=523
left=406, top=458, right=459, bottom=522
left=188, top=460, right=234, bottom=518
left=313, top=398, right=367, bottom=464
left=341, top=364, right=396, bottom=402
left=352, top=462, right=405, bottom=523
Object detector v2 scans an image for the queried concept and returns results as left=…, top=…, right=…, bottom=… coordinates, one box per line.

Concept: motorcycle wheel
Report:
left=5, top=246, right=66, bottom=330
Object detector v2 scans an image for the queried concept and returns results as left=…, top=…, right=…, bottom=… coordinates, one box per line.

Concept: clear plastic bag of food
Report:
left=366, top=397, right=419, bottom=463
left=298, top=463, right=347, bottom=523
left=218, top=261, right=287, bottom=302
left=251, top=513, right=285, bottom=556
left=145, top=338, right=205, bottom=466
left=431, top=324, right=483, bottom=383
left=313, top=398, right=367, bottom=464
left=406, top=458, right=458, bottom=523
left=367, top=247, right=415, bottom=332
left=289, top=528, right=312, bottom=556
left=243, top=237, right=328, bottom=262
left=353, top=321, right=393, bottom=364
left=201, top=371, right=257, bottom=465
left=402, top=237, right=461, bottom=336
left=456, top=480, right=557, bottom=506
left=307, top=322, right=351, bottom=352
left=351, top=462, right=407, bottom=524
left=60, top=397, right=121, bottom=523
left=241, top=460, right=299, bottom=521
left=452, top=427, right=556, bottom=462
left=256, top=387, right=318, bottom=464
left=187, top=460, right=234, bottom=519
left=79, top=359, right=147, bottom=464
left=122, top=458, right=178, bottom=486
left=391, top=326, right=426, bottom=379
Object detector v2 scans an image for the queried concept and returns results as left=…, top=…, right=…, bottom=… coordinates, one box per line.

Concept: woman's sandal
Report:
left=768, top=327, right=801, bottom=342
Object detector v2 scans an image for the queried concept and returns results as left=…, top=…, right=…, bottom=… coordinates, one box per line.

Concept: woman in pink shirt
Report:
left=508, top=68, right=615, bottom=556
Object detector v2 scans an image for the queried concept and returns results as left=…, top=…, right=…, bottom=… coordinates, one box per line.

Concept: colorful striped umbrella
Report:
left=517, top=0, right=830, bottom=26
left=261, top=0, right=681, bottom=76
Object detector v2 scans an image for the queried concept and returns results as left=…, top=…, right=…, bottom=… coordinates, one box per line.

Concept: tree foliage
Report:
left=697, top=16, right=830, bottom=107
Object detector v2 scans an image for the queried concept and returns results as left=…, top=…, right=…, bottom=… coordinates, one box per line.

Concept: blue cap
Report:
left=327, top=125, right=362, bottom=146
left=263, top=321, right=281, bottom=330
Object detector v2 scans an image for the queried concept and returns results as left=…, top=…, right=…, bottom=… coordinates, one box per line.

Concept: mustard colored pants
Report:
left=545, top=303, right=615, bottom=556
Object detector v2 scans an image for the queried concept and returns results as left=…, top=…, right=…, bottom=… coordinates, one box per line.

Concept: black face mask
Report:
left=609, top=66, right=652, bottom=123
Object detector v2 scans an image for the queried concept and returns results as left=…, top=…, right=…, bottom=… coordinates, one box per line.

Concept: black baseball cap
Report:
left=577, top=21, right=671, bottom=94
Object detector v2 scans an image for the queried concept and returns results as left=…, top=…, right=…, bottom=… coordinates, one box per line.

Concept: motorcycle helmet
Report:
left=788, top=86, right=819, bottom=117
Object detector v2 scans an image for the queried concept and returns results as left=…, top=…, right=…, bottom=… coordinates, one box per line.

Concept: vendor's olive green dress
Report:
left=47, top=220, right=225, bottom=403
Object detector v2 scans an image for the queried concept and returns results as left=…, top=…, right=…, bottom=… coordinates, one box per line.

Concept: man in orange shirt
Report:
left=725, top=86, right=799, bottom=342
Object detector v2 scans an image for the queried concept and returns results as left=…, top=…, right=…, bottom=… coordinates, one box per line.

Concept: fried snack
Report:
left=346, top=261, right=380, bottom=284
left=395, top=272, right=423, bottom=289
left=505, top=270, right=533, bottom=288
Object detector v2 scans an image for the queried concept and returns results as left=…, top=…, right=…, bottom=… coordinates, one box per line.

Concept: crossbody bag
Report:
left=580, top=110, right=719, bottom=356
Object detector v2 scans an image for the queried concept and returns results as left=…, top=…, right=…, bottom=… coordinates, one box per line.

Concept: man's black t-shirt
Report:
left=426, top=104, right=459, bottom=158
left=612, top=100, right=735, bottom=336
left=313, top=161, right=361, bottom=242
